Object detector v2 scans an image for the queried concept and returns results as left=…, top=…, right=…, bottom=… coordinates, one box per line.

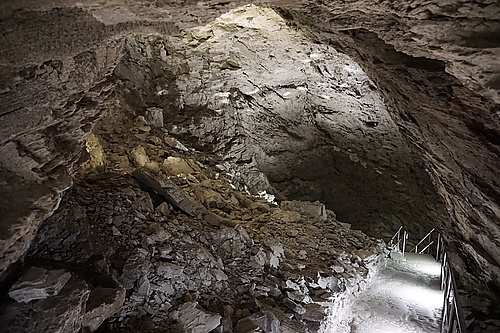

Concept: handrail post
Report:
left=402, top=230, right=408, bottom=257
left=390, top=226, right=403, bottom=253
left=439, top=246, right=466, bottom=333
left=397, top=229, right=401, bottom=252
left=436, top=233, right=441, bottom=261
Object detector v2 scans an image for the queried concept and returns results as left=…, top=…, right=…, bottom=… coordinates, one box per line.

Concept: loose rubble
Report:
left=0, top=91, right=386, bottom=331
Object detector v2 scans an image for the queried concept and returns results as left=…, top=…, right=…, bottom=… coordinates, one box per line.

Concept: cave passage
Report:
left=112, top=5, right=442, bottom=239
left=1, top=2, right=499, bottom=333
left=350, top=253, right=443, bottom=333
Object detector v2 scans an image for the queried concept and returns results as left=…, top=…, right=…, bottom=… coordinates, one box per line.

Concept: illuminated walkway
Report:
left=349, top=253, right=443, bottom=333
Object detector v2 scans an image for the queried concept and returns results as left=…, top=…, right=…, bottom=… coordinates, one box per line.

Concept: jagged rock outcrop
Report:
left=0, top=114, right=386, bottom=331
left=0, top=0, right=499, bottom=332
left=111, top=6, right=445, bottom=241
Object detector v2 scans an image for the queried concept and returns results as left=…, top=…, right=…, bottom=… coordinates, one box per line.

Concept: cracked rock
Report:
left=170, top=302, right=221, bottom=333
left=144, top=107, right=164, bottom=128
left=282, top=297, right=306, bottom=315
left=235, top=310, right=280, bottom=333
left=8, top=267, right=71, bottom=303
left=84, top=287, right=126, bottom=332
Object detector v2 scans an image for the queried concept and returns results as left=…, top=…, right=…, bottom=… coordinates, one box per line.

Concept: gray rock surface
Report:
left=0, top=133, right=385, bottom=332
left=8, top=267, right=71, bottom=303
left=144, top=107, right=164, bottom=128
left=0, top=1, right=498, bottom=332
left=1, top=277, right=91, bottom=333
left=170, top=302, right=222, bottom=333
left=235, top=310, right=280, bottom=333
left=113, top=5, right=443, bottom=241
left=84, top=287, right=126, bottom=332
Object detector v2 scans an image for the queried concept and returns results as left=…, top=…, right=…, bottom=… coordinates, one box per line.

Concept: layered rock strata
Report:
left=0, top=1, right=499, bottom=331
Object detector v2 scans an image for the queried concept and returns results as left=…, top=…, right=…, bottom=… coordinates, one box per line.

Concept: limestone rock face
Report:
left=0, top=144, right=385, bottom=332
left=114, top=5, right=442, bottom=240
left=0, top=0, right=499, bottom=332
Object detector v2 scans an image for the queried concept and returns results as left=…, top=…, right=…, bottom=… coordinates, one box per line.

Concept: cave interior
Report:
left=0, top=1, right=499, bottom=332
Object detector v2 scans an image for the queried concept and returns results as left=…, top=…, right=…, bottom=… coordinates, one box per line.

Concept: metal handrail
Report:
left=390, top=226, right=403, bottom=245
left=387, top=227, right=467, bottom=333
left=417, top=240, right=434, bottom=254
left=440, top=248, right=467, bottom=333
left=389, top=226, right=408, bottom=255
left=410, top=228, right=435, bottom=254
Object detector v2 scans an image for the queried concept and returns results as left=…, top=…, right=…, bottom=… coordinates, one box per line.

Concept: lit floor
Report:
left=349, top=253, right=443, bottom=333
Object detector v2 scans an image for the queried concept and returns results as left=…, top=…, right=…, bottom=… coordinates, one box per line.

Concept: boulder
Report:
left=162, top=156, right=195, bottom=176
left=202, top=211, right=236, bottom=227
left=268, top=245, right=284, bottom=269
left=144, top=107, right=164, bottom=127
left=1, top=278, right=91, bottom=333
left=130, top=145, right=150, bottom=167
left=164, top=137, right=189, bottom=151
left=282, top=298, right=306, bottom=315
left=170, top=302, right=221, bottom=333
left=272, top=209, right=301, bottom=223
left=317, top=275, right=339, bottom=291
left=193, top=186, right=226, bottom=210
left=83, top=287, right=126, bottom=332
left=235, top=311, right=280, bottom=333
left=301, top=303, right=326, bottom=322
left=157, top=262, right=184, bottom=279
left=8, top=267, right=71, bottom=303
left=281, top=201, right=327, bottom=221
left=155, top=202, right=171, bottom=216
left=31, top=277, right=91, bottom=332
left=120, top=254, right=151, bottom=290
left=250, top=249, right=267, bottom=270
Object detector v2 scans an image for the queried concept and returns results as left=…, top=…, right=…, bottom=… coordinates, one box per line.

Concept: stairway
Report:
left=349, top=252, right=443, bottom=333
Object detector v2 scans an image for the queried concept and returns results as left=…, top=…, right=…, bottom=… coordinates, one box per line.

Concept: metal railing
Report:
left=388, top=226, right=467, bottom=333
left=389, top=225, right=408, bottom=255
left=409, top=228, right=441, bottom=257
left=440, top=248, right=467, bottom=333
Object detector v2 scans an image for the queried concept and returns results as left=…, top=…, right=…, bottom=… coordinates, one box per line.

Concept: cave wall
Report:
left=0, top=0, right=499, bottom=328
left=346, top=28, right=500, bottom=321
left=0, top=0, right=235, bottom=278
left=109, top=6, right=447, bottom=240
left=279, top=6, right=500, bottom=321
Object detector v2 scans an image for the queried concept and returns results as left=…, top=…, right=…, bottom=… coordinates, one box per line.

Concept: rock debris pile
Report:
left=1, top=1, right=499, bottom=332
left=0, top=74, right=384, bottom=332
left=110, top=5, right=441, bottom=239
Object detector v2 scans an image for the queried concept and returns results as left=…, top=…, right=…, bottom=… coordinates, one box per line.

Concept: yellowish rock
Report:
left=162, top=156, right=195, bottom=176
left=193, top=186, right=226, bottom=210
left=130, top=145, right=150, bottom=167
left=85, top=133, right=106, bottom=168
left=272, top=209, right=301, bottom=223
left=145, top=161, right=160, bottom=172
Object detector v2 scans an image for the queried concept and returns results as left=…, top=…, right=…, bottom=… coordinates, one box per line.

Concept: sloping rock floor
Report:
left=0, top=107, right=386, bottom=332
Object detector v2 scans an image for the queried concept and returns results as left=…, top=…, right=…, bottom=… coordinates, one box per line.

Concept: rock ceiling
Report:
left=0, top=0, right=499, bottom=332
